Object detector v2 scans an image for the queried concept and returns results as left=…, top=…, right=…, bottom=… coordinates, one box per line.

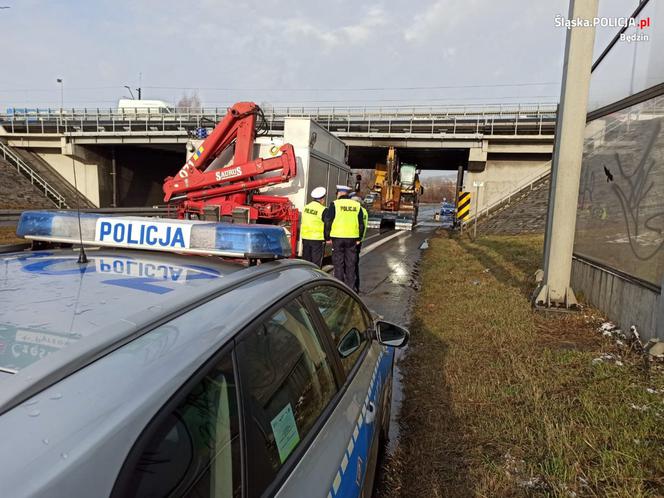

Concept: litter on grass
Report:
left=592, top=353, right=624, bottom=366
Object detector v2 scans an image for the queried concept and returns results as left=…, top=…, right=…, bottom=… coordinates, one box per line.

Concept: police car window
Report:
left=237, top=299, right=337, bottom=497
left=308, top=285, right=370, bottom=375
left=120, top=352, right=240, bottom=498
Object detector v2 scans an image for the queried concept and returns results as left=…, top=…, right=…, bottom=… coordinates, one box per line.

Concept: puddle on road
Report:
left=370, top=256, right=423, bottom=459
left=358, top=225, right=433, bottom=462
left=386, top=257, right=423, bottom=455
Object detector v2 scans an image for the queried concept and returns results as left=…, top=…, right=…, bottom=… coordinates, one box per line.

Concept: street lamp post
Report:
left=56, top=78, right=64, bottom=110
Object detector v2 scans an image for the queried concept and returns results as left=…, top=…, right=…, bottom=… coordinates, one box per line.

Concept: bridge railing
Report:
left=1, top=102, right=557, bottom=119
left=0, top=140, right=68, bottom=208
left=0, top=103, right=557, bottom=136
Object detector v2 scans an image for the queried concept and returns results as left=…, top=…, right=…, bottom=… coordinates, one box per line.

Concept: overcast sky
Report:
left=0, top=0, right=639, bottom=109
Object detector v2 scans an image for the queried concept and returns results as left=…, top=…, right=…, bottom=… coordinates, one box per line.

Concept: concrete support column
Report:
left=535, top=0, right=598, bottom=308
left=468, top=142, right=488, bottom=172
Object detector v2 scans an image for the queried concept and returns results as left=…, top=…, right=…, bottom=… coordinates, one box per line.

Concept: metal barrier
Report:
left=0, top=103, right=558, bottom=136
left=0, top=206, right=170, bottom=224
left=0, top=141, right=68, bottom=208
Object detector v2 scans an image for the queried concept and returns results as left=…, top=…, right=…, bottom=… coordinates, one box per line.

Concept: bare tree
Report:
left=420, top=177, right=456, bottom=203
left=176, top=91, right=202, bottom=112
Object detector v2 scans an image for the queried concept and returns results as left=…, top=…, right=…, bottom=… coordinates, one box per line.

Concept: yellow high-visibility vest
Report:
left=360, top=206, right=368, bottom=240
left=301, top=201, right=325, bottom=240
left=330, top=198, right=361, bottom=238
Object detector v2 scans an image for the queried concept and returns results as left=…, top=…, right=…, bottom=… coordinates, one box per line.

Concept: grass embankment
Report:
left=379, top=233, right=664, bottom=497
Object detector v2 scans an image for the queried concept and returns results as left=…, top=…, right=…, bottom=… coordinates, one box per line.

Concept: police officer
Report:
left=351, top=194, right=369, bottom=293
left=324, top=185, right=365, bottom=289
left=300, top=186, right=327, bottom=267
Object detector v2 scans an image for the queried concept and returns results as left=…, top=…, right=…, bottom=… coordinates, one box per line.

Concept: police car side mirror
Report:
left=375, top=320, right=409, bottom=348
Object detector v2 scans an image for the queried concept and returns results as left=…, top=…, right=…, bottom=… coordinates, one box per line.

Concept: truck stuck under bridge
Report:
left=163, top=102, right=351, bottom=256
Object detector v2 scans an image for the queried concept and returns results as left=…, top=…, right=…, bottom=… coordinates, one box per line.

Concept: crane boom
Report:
left=162, top=102, right=301, bottom=256
left=165, top=144, right=295, bottom=201
left=164, top=101, right=259, bottom=201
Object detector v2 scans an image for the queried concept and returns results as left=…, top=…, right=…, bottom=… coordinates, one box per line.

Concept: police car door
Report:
left=276, top=284, right=386, bottom=498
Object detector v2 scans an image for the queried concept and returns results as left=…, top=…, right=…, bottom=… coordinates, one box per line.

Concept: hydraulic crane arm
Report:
left=162, top=101, right=301, bottom=256
left=163, top=101, right=260, bottom=201
left=166, top=144, right=296, bottom=202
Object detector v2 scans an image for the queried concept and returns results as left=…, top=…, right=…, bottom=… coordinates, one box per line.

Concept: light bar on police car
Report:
left=16, top=211, right=291, bottom=258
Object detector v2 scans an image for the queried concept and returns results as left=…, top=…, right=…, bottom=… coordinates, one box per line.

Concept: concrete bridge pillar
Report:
left=468, top=141, right=487, bottom=172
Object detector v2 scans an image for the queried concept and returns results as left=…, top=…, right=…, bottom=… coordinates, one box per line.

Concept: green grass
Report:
left=377, top=232, right=664, bottom=497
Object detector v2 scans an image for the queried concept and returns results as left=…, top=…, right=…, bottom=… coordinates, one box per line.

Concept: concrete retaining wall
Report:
left=28, top=144, right=183, bottom=208
left=464, top=157, right=551, bottom=216
left=36, top=148, right=102, bottom=207
left=571, top=257, right=662, bottom=340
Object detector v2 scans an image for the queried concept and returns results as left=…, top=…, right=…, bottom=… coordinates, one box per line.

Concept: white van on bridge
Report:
left=117, top=99, right=174, bottom=115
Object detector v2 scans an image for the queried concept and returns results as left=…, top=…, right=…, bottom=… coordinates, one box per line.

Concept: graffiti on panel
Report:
left=609, top=120, right=664, bottom=261
left=580, top=166, right=595, bottom=210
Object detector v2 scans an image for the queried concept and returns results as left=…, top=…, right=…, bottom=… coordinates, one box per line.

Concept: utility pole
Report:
left=124, top=73, right=143, bottom=100
left=138, top=72, right=142, bottom=100
left=534, top=0, right=599, bottom=309
left=56, top=78, right=64, bottom=109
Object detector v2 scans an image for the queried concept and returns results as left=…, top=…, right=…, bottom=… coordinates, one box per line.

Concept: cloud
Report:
left=283, top=19, right=340, bottom=47
left=0, top=0, right=576, bottom=107
left=404, top=0, right=458, bottom=44
left=281, top=5, right=388, bottom=49
left=340, top=6, right=388, bottom=44
left=442, top=47, right=457, bottom=60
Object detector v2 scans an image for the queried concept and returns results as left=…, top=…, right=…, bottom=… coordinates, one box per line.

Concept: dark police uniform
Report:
left=324, top=195, right=365, bottom=289
left=354, top=205, right=369, bottom=292
left=300, top=200, right=326, bottom=267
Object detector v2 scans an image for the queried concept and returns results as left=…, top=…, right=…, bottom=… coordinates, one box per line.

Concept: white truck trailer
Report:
left=185, top=117, right=351, bottom=252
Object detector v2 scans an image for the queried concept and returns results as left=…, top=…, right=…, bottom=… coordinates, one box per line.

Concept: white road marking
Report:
left=360, top=229, right=411, bottom=258
left=362, top=231, right=383, bottom=243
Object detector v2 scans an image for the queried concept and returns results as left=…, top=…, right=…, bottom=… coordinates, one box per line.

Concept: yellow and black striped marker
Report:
left=457, top=191, right=471, bottom=221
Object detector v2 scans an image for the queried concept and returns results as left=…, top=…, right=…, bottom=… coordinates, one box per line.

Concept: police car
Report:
left=440, top=202, right=455, bottom=217
left=0, top=211, right=409, bottom=498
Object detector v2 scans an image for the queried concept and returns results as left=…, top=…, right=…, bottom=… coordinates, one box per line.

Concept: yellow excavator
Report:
left=368, top=147, right=422, bottom=229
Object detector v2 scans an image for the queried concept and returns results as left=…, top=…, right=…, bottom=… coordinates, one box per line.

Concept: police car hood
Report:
left=0, top=248, right=242, bottom=374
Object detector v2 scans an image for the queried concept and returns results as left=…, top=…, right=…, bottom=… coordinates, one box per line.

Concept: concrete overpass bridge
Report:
left=0, top=103, right=556, bottom=212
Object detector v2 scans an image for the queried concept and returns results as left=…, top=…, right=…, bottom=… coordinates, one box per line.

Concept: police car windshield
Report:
left=0, top=249, right=239, bottom=373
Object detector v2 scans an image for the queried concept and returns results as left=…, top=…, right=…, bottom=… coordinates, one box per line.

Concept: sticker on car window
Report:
left=270, top=403, right=300, bottom=463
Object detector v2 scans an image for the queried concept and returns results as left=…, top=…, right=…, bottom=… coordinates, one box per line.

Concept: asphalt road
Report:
left=358, top=203, right=446, bottom=451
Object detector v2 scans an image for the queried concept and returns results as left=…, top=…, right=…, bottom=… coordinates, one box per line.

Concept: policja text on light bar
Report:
left=16, top=211, right=290, bottom=259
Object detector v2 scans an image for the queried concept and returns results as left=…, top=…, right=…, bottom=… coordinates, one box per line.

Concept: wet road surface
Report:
left=359, top=204, right=446, bottom=452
